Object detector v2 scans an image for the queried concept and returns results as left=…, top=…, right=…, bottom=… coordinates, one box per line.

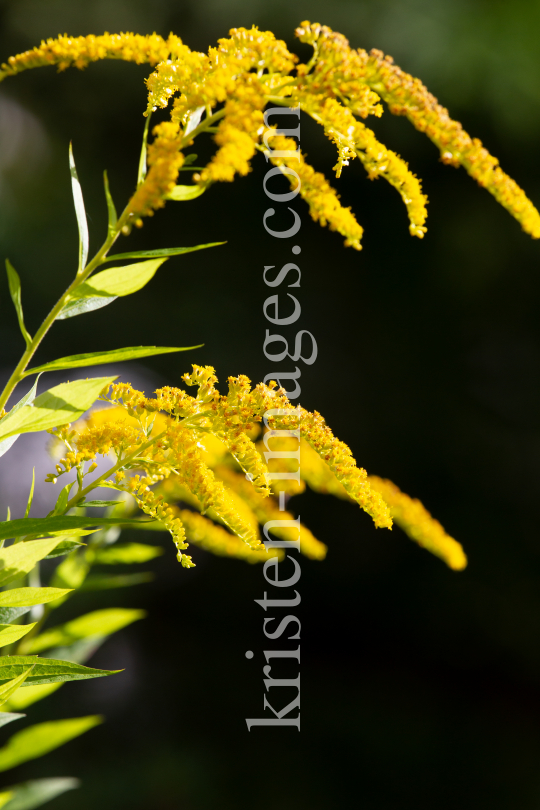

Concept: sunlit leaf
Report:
left=0, top=625, right=36, bottom=650
left=78, top=500, right=122, bottom=508
left=101, top=241, right=225, bottom=262
left=0, top=589, right=71, bottom=608
left=0, top=656, right=121, bottom=687
left=0, top=539, right=63, bottom=587
left=81, top=572, right=154, bottom=590
left=24, top=345, right=202, bottom=377
left=69, top=143, right=89, bottom=273
left=0, top=377, right=117, bottom=441
left=43, top=540, right=84, bottom=559
left=50, top=482, right=75, bottom=517
left=50, top=553, right=88, bottom=596
left=137, top=113, right=151, bottom=185
left=23, top=470, right=34, bottom=520
left=0, top=669, right=34, bottom=708
left=5, top=261, right=31, bottom=349
left=0, top=376, right=41, bottom=459
left=0, top=515, right=154, bottom=542
left=26, top=608, right=145, bottom=653
left=75, top=257, right=167, bottom=297
left=5, top=683, right=62, bottom=712
left=166, top=184, right=206, bottom=201
left=92, top=542, right=164, bottom=564
left=103, top=170, right=117, bottom=236
left=0, top=716, right=101, bottom=772
left=0, top=608, right=30, bottom=625
left=0, top=777, right=78, bottom=810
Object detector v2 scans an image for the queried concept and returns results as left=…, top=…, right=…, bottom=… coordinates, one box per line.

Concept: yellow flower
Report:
left=0, top=32, right=183, bottom=82
left=368, top=476, right=467, bottom=570
left=175, top=508, right=282, bottom=563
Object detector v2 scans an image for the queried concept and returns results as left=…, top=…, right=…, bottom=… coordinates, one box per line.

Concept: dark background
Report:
left=1, top=0, right=540, bottom=807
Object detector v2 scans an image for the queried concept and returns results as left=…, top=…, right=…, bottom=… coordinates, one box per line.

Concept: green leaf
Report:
left=81, top=572, right=154, bottom=590
left=93, top=542, right=164, bottom=564
left=0, top=375, right=41, bottom=460
left=103, top=171, right=117, bottom=236
left=0, top=777, right=79, bottom=810
left=0, top=515, right=153, bottom=542
left=23, top=470, right=35, bottom=520
left=102, top=241, right=225, bottom=263
left=69, top=143, right=89, bottom=273
left=137, top=112, right=151, bottom=186
left=75, top=257, right=167, bottom=297
left=50, top=553, right=89, bottom=595
left=182, top=153, right=198, bottom=166
left=0, top=539, right=64, bottom=587
left=26, top=608, right=145, bottom=653
left=0, top=669, right=34, bottom=708
left=0, top=715, right=101, bottom=772
left=0, top=589, right=72, bottom=608
left=24, top=346, right=202, bottom=377
left=0, top=608, right=30, bottom=625
left=55, top=295, right=117, bottom=321
left=5, top=261, right=32, bottom=349
left=0, top=714, right=25, bottom=731
left=78, top=500, right=122, bottom=508
left=0, top=656, right=121, bottom=687
left=5, top=683, right=61, bottom=712
left=0, top=625, right=36, bottom=650
left=43, top=540, right=84, bottom=559
left=166, top=184, right=206, bottom=201
left=50, top=481, right=75, bottom=517
left=0, top=377, right=117, bottom=442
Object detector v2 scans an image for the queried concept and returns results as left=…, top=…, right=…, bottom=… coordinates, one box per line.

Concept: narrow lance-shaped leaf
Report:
left=0, top=625, right=36, bottom=650
left=5, top=261, right=31, bottom=349
left=0, top=539, right=63, bottom=587
left=0, top=515, right=154, bottom=542
left=74, top=257, right=167, bottom=297
left=81, top=572, right=154, bottom=590
left=49, top=481, right=75, bottom=517
left=5, top=683, right=62, bottom=712
left=69, top=143, right=89, bottom=273
left=103, top=170, right=117, bottom=236
left=26, top=608, right=145, bottom=653
left=0, top=376, right=117, bottom=441
left=23, top=345, right=202, bottom=377
left=0, top=375, right=42, bottom=459
left=0, top=715, right=101, bottom=772
left=0, top=669, right=34, bottom=708
left=0, top=777, right=79, bottom=810
left=23, top=469, right=35, bottom=520
left=166, top=185, right=206, bottom=201
left=102, top=241, right=225, bottom=263
left=0, top=589, right=72, bottom=608
left=0, top=714, right=25, bottom=731
left=56, top=295, right=117, bottom=320
left=137, top=112, right=151, bottom=186
left=92, top=542, right=164, bottom=564
left=0, top=656, right=121, bottom=687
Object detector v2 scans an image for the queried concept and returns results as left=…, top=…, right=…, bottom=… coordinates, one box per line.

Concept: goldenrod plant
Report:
left=0, top=20, right=535, bottom=807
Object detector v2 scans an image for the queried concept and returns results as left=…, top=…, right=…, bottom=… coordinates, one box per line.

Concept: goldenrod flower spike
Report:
left=0, top=32, right=183, bottom=82
left=297, top=21, right=540, bottom=239
left=175, top=508, right=282, bottom=564
left=368, top=476, right=467, bottom=570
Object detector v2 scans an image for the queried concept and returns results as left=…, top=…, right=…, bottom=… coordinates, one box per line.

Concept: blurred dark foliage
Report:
left=1, top=0, right=540, bottom=808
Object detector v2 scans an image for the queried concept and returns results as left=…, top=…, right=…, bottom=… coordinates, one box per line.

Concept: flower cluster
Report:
left=46, top=366, right=466, bottom=571
left=2, top=21, right=537, bottom=243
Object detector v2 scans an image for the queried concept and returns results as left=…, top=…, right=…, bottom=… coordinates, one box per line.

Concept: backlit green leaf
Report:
left=81, top=572, right=154, bottom=590
left=0, top=625, right=36, bottom=650
left=102, top=241, right=224, bottom=263
left=69, top=143, right=89, bottom=273
left=24, top=345, right=202, bottom=377
left=0, top=539, right=63, bottom=587
left=43, top=540, right=84, bottom=559
left=0, top=515, right=153, bottom=542
left=0, top=377, right=117, bottom=441
left=0, top=669, right=34, bottom=708
left=0, top=656, right=120, bottom=687
left=103, top=170, right=117, bottom=236
left=0, top=589, right=71, bottom=608
left=5, top=261, right=31, bottom=349
left=0, top=377, right=41, bottom=459
left=0, top=716, right=101, bottom=771
left=0, top=608, right=30, bottom=625
left=93, top=542, right=164, bottom=564
left=0, top=777, right=79, bottom=810
left=76, top=257, right=167, bottom=297
left=5, top=683, right=61, bottom=712
left=166, top=184, right=206, bottom=201
left=26, top=608, right=145, bottom=653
